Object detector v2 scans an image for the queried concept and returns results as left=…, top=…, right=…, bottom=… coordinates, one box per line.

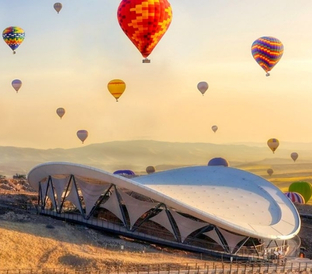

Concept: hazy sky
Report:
left=1, top=1, right=312, bottom=149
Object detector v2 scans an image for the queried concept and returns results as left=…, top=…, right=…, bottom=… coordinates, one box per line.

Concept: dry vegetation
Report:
left=0, top=178, right=312, bottom=271
left=0, top=179, right=218, bottom=270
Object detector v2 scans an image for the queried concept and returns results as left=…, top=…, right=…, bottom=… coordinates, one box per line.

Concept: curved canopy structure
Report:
left=28, top=162, right=300, bottom=257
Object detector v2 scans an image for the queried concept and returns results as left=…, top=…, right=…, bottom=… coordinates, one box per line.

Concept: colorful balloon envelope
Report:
left=291, top=152, right=298, bottom=162
left=117, top=0, right=173, bottom=63
left=107, top=79, right=126, bottom=102
left=211, top=125, right=218, bottom=133
left=54, top=2, right=62, bottom=13
left=197, top=81, right=208, bottom=95
left=56, top=107, right=65, bottom=119
left=12, top=79, right=22, bottom=93
left=251, top=36, right=284, bottom=76
left=77, top=130, right=88, bottom=144
left=289, top=181, right=312, bottom=203
left=267, top=138, right=279, bottom=154
left=284, top=192, right=305, bottom=204
left=267, top=168, right=273, bottom=176
left=2, top=26, right=25, bottom=54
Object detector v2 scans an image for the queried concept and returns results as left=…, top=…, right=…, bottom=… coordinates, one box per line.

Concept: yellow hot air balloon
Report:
left=77, top=130, right=88, bottom=144
left=267, top=138, right=279, bottom=154
left=56, top=107, right=65, bottom=119
left=107, top=79, right=126, bottom=102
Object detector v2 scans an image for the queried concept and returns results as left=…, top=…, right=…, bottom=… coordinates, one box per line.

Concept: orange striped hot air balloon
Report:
left=251, top=37, right=284, bottom=76
left=117, top=0, right=173, bottom=63
left=107, top=79, right=126, bottom=102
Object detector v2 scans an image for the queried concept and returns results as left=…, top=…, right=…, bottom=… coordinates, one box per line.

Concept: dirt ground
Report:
left=0, top=179, right=311, bottom=270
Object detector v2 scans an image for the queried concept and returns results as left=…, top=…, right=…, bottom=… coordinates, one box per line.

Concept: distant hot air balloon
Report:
left=146, top=166, right=156, bottom=174
left=113, top=170, right=136, bottom=177
left=267, top=138, right=279, bottom=154
left=2, top=26, right=25, bottom=54
left=107, top=79, right=126, bottom=102
left=208, top=157, right=229, bottom=167
left=117, top=0, right=173, bottom=63
left=56, top=107, right=65, bottom=119
left=289, top=181, right=312, bottom=203
left=12, top=79, right=22, bottom=93
left=267, top=168, right=274, bottom=176
left=291, top=152, right=298, bottom=162
left=197, top=82, right=208, bottom=95
left=251, top=36, right=284, bottom=76
left=284, top=192, right=305, bottom=204
left=211, top=125, right=218, bottom=133
left=54, top=2, right=62, bottom=13
left=77, top=130, right=88, bottom=144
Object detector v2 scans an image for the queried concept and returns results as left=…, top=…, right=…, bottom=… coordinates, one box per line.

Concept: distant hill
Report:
left=0, top=140, right=311, bottom=177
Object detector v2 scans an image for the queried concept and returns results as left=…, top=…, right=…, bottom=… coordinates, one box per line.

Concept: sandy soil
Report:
left=0, top=179, right=311, bottom=271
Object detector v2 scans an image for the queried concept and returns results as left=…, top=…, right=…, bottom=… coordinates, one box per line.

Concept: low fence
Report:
left=0, top=261, right=312, bottom=274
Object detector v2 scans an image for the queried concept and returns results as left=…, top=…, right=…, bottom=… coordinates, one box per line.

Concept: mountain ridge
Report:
left=0, top=140, right=311, bottom=177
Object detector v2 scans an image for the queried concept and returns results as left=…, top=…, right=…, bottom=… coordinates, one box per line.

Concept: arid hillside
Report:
left=0, top=179, right=312, bottom=271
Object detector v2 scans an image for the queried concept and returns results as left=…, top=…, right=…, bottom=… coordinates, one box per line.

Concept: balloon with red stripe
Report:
left=107, top=79, right=126, bottom=102
left=251, top=36, right=284, bottom=76
left=284, top=192, right=305, bottom=204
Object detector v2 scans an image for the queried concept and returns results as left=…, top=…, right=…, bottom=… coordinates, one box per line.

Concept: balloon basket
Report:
left=142, top=58, right=150, bottom=63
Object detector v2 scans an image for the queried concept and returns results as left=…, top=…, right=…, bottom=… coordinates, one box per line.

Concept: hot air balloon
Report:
left=2, top=26, right=25, bottom=54
left=77, top=130, right=88, bottom=144
left=56, top=107, right=65, bottom=119
left=284, top=192, right=305, bottom=204
left=11, top=79, right=22, bottom=93
left=107, top=79, right=126, bottom=102
left=113, top=170, right=136, bottom=178
left=117, top=0, right=173, bottom=63
left=291, top=152, right=298, bottom=162
left=289, top=181, right=312, bottom=203
left=267, top=168, right=274, bottom=176
left=267, top=138, right=279, bottom=154
left=54, top=2, right=62, bottom=13
left=211, top=125, right=218, bottom=133
left=251, top=36, right=284, bottom=76
left=197, top=82, right=208, bottom=95
left=208, top=157, right=229, bottom=167
left=146, top=166, right=156, bottom=174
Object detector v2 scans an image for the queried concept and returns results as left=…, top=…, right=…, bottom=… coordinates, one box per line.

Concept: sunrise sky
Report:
left=1, top=1, right=312, bottom=149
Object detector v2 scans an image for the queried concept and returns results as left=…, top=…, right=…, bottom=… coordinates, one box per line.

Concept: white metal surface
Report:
left=27, top=162, right=301, bottom=240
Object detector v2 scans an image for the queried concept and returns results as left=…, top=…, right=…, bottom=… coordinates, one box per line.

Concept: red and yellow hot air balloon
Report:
left=117, top=0, right=173, bottom=63
left=107, top=79, right=126, bottom=102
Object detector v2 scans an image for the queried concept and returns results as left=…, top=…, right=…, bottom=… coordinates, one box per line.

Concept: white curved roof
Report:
left=27, top=162, right=301, bottom=240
